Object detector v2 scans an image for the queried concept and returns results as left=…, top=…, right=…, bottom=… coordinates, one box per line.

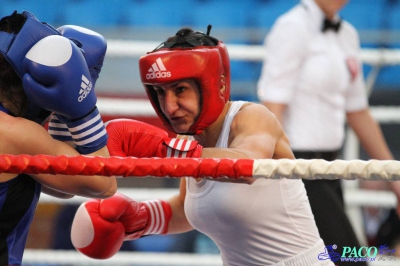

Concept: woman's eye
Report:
left=155, top=88, right=164, bottom=95
left=177, top=86, right=186, bottom=93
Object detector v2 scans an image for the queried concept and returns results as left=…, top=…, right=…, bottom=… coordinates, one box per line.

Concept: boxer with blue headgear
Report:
left=1, top=10, right=109, bottom=154
left=0, top=11, right=116, bottom=266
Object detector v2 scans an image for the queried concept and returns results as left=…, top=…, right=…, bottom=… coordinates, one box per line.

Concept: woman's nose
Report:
left=163, top=92, right=179, bottom=115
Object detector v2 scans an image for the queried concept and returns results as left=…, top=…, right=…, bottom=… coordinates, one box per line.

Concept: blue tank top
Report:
left=0, top=101, right=42, bottom=265
left=0, top=103, right=9, bottom=114
left=0, top=175, right=41, bottom=265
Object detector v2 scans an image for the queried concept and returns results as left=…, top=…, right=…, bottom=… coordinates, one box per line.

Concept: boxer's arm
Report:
left=71, top=192, right=174, bottom=259
left=0, top=114, right=116, bottom=198
left=262, top=102, right=287, bottom=125
left=166, top=178, right=193, bottom=233
left=41, top=185, right=74, bottom=199
left=106, top=119, right=202, bottom=158
left=201, top=103, right=289, bottom=160
left=70, top=179, right=192, bottom=259
left=198, top=103, right=293, bottom=184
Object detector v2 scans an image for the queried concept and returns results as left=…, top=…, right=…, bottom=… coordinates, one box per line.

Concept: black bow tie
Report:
left=322, top=18, right=341, bottom=33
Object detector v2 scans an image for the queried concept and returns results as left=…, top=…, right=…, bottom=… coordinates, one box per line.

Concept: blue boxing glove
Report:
left=47, top=112, right=73, bottom=142
left=58, top=25, right=107, bottom=86
left=46, top=25, right=106, bottom=142
left=23, top=35, right=107, bottom=154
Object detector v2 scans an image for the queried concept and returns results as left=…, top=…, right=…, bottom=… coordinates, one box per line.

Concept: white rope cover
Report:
left=1, top=155, right=399, bottom=181
left=37, top=188, right=397, bottom=208
left=22, top=250, right=399, bottom=266
left=23, top=250, right=223, bottom=266
left=96, top=97, right=400, bottom=124
left=106, top=40, right=400, bottom=66
left=252, top=159, right=400, bottom=181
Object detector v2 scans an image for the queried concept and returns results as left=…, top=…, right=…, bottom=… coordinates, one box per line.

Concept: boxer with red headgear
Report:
left=72, top=26, right=332, bottom=266
left=140, top=25, right=230, bottom=135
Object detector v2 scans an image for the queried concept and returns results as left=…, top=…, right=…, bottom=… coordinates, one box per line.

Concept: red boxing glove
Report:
left=106, top=118, right=202, bottom=158
left=71, top=193, right=172, bottom=259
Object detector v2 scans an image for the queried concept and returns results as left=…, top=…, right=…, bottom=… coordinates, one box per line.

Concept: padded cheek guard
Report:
left=139, top=47, right=227, bottom=135
left=0, top=10, right=60, bottom=124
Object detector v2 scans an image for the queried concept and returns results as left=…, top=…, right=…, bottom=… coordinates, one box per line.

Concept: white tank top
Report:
left=185, top=101, right=322, bottom=265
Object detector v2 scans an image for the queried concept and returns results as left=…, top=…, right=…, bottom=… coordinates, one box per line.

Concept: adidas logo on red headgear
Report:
left=146, top=57, right=172, bottom=79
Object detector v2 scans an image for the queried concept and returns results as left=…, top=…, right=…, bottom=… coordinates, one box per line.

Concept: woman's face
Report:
left=153, top=78, right=201, bottom=133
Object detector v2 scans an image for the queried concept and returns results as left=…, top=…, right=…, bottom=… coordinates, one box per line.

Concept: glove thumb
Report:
left=71, top=200, right=125, bottom=259
left=22, top=72, right=54, bottom=106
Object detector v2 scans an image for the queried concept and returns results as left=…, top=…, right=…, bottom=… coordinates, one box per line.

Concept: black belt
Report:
left=293, top=150, right=339, bottom=161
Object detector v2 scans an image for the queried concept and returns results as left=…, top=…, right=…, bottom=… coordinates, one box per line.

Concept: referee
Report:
left=257, top=0, right=396, bottom=265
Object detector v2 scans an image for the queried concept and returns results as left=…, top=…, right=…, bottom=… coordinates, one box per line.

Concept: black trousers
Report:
left=293, top=151, right=367, bottom=266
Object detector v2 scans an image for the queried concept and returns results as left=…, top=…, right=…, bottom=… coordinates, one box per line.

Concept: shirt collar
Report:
left=302, top=0, right=341, bottom=31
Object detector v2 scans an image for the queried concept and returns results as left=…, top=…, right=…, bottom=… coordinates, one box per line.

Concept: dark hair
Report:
left=0, top=11, right=25, bottom=34
left=154, top=25, right=219, bottom=51
left=0, top=12, right=28, bottom=117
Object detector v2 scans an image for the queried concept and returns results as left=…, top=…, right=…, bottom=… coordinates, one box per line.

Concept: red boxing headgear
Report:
left=139, top=41, right=230, bottom=135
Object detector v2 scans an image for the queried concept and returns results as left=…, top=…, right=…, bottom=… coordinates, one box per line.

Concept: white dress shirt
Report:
left=257, top=0, right=368, bottom=150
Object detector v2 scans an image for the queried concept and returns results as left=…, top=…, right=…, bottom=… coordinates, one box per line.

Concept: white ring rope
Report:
left=106, top=40, right=400, bottom=66
left=22, top=250, right=399, bottom=266
left=102, top=40, right=400, bottom=123
left=252, top=159, right=399, bottom=181
left=96, top=97, right=400, bottom=124
left=23, top=250, right=224, bottom=266
left=38, top=188, right=397, bottom=208
left=1, top=155, right=399, bottom=180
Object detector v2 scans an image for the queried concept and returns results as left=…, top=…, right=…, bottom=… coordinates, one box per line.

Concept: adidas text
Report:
left=146, top=57, right=171, bottom=79
left=146, top=71, right=171, bottom=79
left=78, top=75, right=92, bottom=102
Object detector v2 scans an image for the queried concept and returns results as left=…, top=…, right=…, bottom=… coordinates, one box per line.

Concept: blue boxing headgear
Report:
left=0, top=10, right=60, bottom=78
left=0, top=10, right=61, bottom=124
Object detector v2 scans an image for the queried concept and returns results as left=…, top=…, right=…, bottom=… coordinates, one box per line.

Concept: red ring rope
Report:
left=0, top=154, right=253, bottom=179
left=1, top=154, right=399, bottom=180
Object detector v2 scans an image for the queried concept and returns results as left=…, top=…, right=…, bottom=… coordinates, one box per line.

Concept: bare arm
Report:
left=201, top=103, right=292, bottom=160
left=262, top=101, right=287, bottom=126
left=347, top=108, right=400, bottom=215
left=41, top=185, right=74, bottom=199
left=199, top=103, right=294, bottom=185
left=0, top=113, right=117, bottom=198
left=167, top=178, right=193, bottom=234
left=347, top=108, right=393, bottom=160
